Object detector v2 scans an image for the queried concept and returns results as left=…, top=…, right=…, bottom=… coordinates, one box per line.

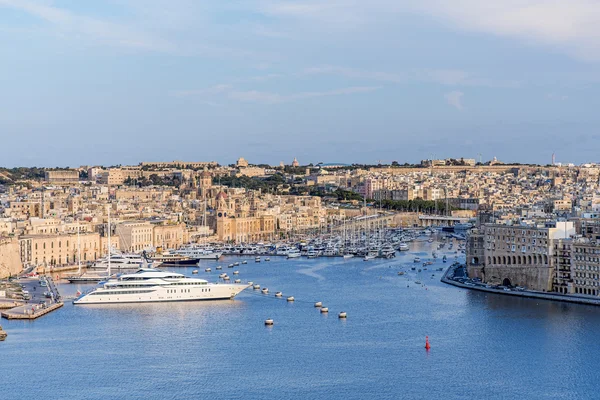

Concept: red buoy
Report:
left=425, top=336, right=431, bottom=350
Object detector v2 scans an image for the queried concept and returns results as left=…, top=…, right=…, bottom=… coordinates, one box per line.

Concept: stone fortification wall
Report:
left=0, top=238, right=23, bottom=278
left=468, top=265, right=553, bottom=292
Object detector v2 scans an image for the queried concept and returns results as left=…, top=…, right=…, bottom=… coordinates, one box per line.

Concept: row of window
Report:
left=574, top=256, right=600, bottom=262
left=575, top=265, right=600, bottom=271
left=574, top=280, right=599, bottom=287
left=575, top=248, right=600, bottom=254
left=487, top=229, right=548, bottom=237
left=91, top=290, right=153, bottom=295
left=574, top=272, right=600, bottom=279
left=575, top=288, right=598, bottom=295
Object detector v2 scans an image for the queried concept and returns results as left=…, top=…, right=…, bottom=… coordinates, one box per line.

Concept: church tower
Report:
left=199, top=167, right=213, bottom=198
left=216, top=191, right=230, bottom=241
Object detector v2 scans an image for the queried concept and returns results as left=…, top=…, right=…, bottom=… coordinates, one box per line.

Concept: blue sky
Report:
left=1, top=0, right=600, bottom=167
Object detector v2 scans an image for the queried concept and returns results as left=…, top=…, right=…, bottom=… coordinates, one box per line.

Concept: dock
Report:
left=0, top=275, right=64, bottom=320
left=1, top=302, right=63, bottom=320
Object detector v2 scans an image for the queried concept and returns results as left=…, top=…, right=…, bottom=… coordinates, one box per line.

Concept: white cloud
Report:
left=546, top=93, right=569, bottom=101
left=230, top=86, right=380, bottom=104
left=177, top=84, right=380, bottom=104
left=0, top=0, right=174, bottom=52
left=405, top=0, right=600, bottom=61
left=260, top=0, right=600, bottom=61
left=444, top=91, right=464, bottom=110
left=304, top=65, right=520, bottom=87
left=172, top=84, right=234, bottom=97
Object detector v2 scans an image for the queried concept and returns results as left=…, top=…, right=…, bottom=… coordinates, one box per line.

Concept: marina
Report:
left=3, top=236, right=600, bottom=399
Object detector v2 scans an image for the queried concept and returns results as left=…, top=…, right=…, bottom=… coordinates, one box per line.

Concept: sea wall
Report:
left=0, top=238, right=23, bottom=278
left=468, top=265, right=553, bottom=292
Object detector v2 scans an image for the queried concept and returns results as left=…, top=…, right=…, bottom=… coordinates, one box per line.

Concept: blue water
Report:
left=3, top=240, right=600, bottom=399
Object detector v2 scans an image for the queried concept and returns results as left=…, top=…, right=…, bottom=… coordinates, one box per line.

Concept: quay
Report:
left=442, top=264, right=600, bottom=307
left=1, top=302, right=63, bottom=320
left=0, top=275, right=63, bottom=320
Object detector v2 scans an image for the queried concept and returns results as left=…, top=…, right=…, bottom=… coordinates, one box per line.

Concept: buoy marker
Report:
left=425, top=336, right=431, bottom=350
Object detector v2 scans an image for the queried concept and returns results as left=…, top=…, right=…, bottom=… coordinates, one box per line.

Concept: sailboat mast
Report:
left=77, top=220, right=81, bottom=275
left=107, top=203, right=111, bottom=276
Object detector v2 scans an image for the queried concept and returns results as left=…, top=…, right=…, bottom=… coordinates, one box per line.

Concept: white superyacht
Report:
left=73, top=268, right=249, bottom=305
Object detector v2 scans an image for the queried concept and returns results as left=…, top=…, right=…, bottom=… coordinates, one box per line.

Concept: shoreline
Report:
left=441, top=264, right=600, bottom=307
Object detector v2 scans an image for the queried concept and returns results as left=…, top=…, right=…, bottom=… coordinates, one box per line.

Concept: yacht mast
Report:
left=77, top=219, right=81, bottom=275
left=107, top=202, right=111, bottom=276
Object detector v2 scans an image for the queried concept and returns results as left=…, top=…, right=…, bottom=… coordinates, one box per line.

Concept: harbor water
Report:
left=2, top=240, right=600, bottom=399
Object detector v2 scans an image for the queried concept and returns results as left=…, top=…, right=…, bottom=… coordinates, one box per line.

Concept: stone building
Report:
left=45, top=170, right=79, bottom=184
left=18, top=232, right=120, bottom=267
left=116, top=221, right=154, bottom=252
left=468, top=222, right=575, bottom=291
left=570, top=240, right=600, bottom=296
left=213, top=192, right=275, bottom=242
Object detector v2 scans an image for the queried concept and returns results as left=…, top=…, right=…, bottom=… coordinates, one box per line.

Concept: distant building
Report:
left=45, top=170, right=79, bottom=184
left=140, top=161, right=217, bottom=169
left=292, top=158, right=299, bottom=167
left=236, top=157, right=249, bottom=168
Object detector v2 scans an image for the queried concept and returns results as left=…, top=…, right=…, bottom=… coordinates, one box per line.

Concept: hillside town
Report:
left=1, top=157, right=600, bottom=301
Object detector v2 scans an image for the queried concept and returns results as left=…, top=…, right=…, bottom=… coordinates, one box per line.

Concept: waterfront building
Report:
left=18, top=232, right=120, bottom=267
left=570, top=240, right=600, bottom=295
left=469, top=221, right=575, bottom=291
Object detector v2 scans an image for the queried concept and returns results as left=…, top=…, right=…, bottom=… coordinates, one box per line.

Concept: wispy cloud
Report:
left=176, top=84, right=380, bottom=104
left=0, top=0, right=174, bottom=52
left=172, top=84, right=233, bottom=97
left=546, top=93, right=569, bottom=101
left=230, top=86, right=380, bottom=104
left=259, top=1, right=600, bottom=62
left=304, top=65, right=520, bottom=88
left=444, top=91, right=464, bottom=110
left=304, top=66, right=404, bottom=83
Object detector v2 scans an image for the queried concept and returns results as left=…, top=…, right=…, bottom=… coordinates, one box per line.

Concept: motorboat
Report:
left=287, top=249, right=301, bottom=259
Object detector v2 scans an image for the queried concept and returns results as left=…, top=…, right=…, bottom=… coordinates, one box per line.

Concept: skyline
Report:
left=2, top=1, right=600, bottom=167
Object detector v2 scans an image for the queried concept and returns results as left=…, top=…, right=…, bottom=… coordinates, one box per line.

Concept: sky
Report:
left=1, top=0, right=600, bottom=167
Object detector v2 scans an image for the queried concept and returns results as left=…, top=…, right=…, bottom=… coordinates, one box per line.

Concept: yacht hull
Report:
left=74, top=284, right=249, bottom=305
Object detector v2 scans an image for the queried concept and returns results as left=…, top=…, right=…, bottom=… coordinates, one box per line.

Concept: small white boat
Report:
left=287, top=249, right=301, bottom=259
left=192, top=270, right=198, bottom=275
left=255, top=257, right=261, bottom=263
left=343, top=254, right=354, bottom=259
left=414, top=257, right=421, bottom=263
left=242, top=260, right=248, bottom=264
left=398, top=243, right=409, bottom=252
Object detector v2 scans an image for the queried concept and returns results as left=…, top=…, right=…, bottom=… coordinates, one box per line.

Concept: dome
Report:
left=216, top=191, right=228, bottom=200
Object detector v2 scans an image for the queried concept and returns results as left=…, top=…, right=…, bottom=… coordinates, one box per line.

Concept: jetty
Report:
left=1, top=302, right=63, bottom=320
left=0, top=275, right=63, bottom=320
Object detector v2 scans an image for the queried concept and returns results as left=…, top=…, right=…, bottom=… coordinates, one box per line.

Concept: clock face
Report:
left=218, top=212, right=223, bottom=217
